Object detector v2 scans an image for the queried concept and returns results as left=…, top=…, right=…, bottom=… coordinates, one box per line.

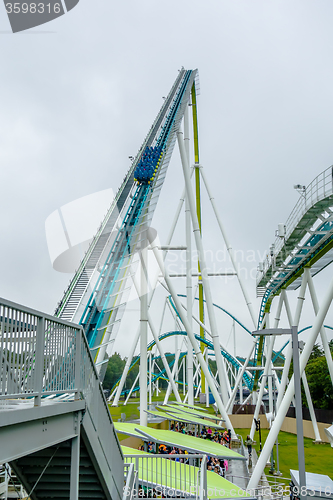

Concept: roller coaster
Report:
left=56, top=67, right=333, bottom=452
left=1, top=68, right=333, bottom=498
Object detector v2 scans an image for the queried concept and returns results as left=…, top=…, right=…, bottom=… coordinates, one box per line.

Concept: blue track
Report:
left=78, top=71, right=193, bottom=350
left=111, top=330, right=253, bottom=395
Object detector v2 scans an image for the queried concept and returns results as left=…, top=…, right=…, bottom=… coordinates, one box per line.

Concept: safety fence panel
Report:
left=0, top=298, right=80, bottom=401
left=123, top=453, right=207, bottom=500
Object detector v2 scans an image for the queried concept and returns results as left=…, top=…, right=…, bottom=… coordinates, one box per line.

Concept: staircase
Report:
left=0, top=297, right=124, bottom=500
left=12, top=441, right=107, bottom=499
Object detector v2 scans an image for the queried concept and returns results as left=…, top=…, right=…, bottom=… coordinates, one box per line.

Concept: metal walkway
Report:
left=256, top=166, right=333, bottom=325
left=0, top=297, right=123, bottom=500
left=251, top=166, right=333, bottom=383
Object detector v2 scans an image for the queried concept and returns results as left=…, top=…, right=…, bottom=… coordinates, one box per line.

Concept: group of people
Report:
left=207, top=456, right=228, bottom=477
left=170, top=423, right=232, bottom=449
left=137, top=424, right=233, bottom=478
left=199, top=427, right=232, bottom=449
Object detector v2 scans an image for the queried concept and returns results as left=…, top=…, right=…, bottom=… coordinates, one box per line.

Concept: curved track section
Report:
left=257, top=166, right=333, bottom=305
left=111, top=330, right=253, bottom=395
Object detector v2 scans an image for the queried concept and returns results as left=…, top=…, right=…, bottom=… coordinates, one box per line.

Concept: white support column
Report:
left=70, top=412, right=81, bottom=500
left=125, top=372, right=140, bottom=405
left=269, top=292, right=284, bottom=404
left=112, top=329, right=139, bottom=406
left=226, top=341, right=256, bottom=413
left=193, top=357, right=203, bottom=399
left=149, top=312, right=182, bottom=403
left=239, top=380, right=243, bottom=404
left=248, top=274, right=333, bottom=490
left=164, top=342, right=182, bottom=404
left=109, top=386, right=118, bottom=401
left=150, top=240, right=236, bottom=437
left=184, top=105, right=194, bottom=405
left=233, top=320, right=236, bottom=359
left=205, top=348, right=209, bottom=408
left=305, top=268, right=333, bottom=385
left=200, top=167, right=256, bottom=328
left=185, top=184, right=194, bottom=403
left=149, top=350, right=152, bottom=406
left=175, top=330, right=178, bottom=393
left=250, top=330, right=275, bottom=440
left=267, top=342, right=274, bottom=416
left=276, top=280, right=307, bottom=409
left=177, top=132, right=229, bottom=407
left=302, top=371, right=321, bottom=442
left=131, top=270, right=182, bottom=403
left=139, top=239, right=148, bottom=426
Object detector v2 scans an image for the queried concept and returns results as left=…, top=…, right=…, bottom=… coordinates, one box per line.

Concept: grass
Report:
left=108, top=389, right=178, bottom=422
left=108, top=395, right=333, bottom=480
left=235, top=428, right=333, bottom=481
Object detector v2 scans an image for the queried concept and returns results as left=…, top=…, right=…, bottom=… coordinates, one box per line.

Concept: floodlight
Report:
left=266, top=412, right=274, bottom=423
left=324, top=424, right=333, bottom=447
left=276, top=223, right=286, bottom=238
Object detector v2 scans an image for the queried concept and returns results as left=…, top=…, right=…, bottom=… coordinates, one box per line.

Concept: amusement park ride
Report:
left=1, top=68, right=333, bottom=498
left=55, top=67, right=333, bottom=485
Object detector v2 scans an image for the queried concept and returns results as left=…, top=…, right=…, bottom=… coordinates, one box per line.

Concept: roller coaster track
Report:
left=119, top=352, right=188, bottom=396
left=257, top=166, right=333, bottom=327
left=251, top=166, right=333, bottom=390
left=55, top=70, right=188, bottom=323
left=55, top=69, right=199, bottom=373
left=111, top=330, right=253, bottom=395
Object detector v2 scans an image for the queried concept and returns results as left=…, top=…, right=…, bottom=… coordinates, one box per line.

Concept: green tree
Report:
left=308, top=343, right=323, bottom=360
left=305, top=356, right=333, bottom=409
left=329, top=339, right=333, bottom=353
left=288, top=343, right=333, bottom=410
left=103, top=352, right=126, bottom=391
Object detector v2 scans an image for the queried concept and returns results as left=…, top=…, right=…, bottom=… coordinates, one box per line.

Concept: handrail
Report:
left=0, top=296, right=123, bottom=468
left=123, top=462, right=136, bottom=500
left=123, top=453, right=206, bottom=499
left=199, top=455, right=207, bottom=500
left=257, top=165, right=333, bottom=285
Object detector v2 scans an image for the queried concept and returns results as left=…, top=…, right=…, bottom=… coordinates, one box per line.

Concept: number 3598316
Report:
left=5, top=3, right=61, bottom=14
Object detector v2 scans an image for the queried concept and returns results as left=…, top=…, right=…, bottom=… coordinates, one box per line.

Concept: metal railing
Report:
left=0, top=464, right=25, bottom=499
left=0, top=465, right=9, bottom=498
left=0, top=296, right=123, bottom=485
left=123, top=463, right=137, bottom=500
left=123, top=454, right=207, bottom=500
left=236, top=433, right=246, bottom=457
left=257, top=165, right=333, bottom=285
left=255, top=474, right=292, bottom=500
left=0, top=298, right=80, bottom=403
left=223, top=472, right=291, bottom=500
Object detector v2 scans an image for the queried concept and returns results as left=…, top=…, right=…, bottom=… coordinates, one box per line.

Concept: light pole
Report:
left=262, top=372, right=282, bottom=476
left=253, top=328, right=306, bottom=496
left=272, top=375, right=281, bottom=476
left=254, top=418, right=262, bottom=453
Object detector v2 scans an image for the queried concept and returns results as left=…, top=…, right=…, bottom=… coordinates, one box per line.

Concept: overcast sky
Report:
left=1, top=0, right=333, bottom=358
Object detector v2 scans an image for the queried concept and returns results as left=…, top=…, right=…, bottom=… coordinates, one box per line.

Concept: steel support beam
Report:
left=248, top=275, right=333, bottom=489
left=177, top=131, right=229, bottom=407
left=150, top=239, right=236, bottom=437
left=70, top=414, right=81, bottom=500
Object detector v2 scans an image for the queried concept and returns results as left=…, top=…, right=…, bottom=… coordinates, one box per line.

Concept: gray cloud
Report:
left=1, top=0, right=333, bottom=356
